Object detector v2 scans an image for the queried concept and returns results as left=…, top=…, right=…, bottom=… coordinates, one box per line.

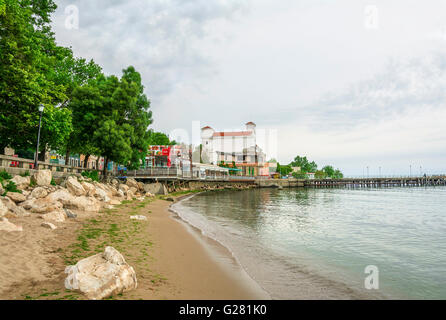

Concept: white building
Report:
left=201, top=122, right=266, bottom=176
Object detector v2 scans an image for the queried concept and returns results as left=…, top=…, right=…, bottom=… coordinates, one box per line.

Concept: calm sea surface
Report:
left=172, top=187, right=446, bottom=299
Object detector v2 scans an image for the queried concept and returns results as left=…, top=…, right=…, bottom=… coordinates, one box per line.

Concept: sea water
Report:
left=172, top=187, right=446, bottom=299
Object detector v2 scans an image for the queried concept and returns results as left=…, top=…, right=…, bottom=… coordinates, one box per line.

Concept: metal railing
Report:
left=0, top=154, right=99, bottom=175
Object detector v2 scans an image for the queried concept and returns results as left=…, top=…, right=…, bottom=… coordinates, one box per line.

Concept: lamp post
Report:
left=34, top=104, right=44, bottom=170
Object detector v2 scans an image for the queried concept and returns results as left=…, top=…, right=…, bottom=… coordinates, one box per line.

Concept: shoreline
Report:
left=0, top=193, right=270, bottom=300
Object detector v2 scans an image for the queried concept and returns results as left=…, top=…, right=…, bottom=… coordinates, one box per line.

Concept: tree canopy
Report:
left=276, top=155, right=344, bottom=179
left=1, top=1, right=155, bottom=174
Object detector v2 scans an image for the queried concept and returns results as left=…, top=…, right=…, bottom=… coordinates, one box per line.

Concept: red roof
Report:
left=201, top=126, right=213, bottom=130
left=213, top=131, right=253, bottom=137
left=246, top=122, right=256, bottom=125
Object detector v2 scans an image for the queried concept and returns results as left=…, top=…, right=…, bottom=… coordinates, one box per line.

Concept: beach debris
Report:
left=0, top=218, right=23, bottom=232
left=31, top=170, right=52, bottom=186
left=30, top=187, right=48, bottom=199
left=41, top=222, right=57, bottom=230
left=166, top=197, right=175, bottom=202
left=7, top=192, right=26, bottom=203
left=64, top=246, right=137, bottom=300
left=11, top=175, right=31, bottom=190
left=130, top=215, right=147, bottom=221
left=64, top=209, right=77, bottom=219
left=66, top=176, right=86, bottom=196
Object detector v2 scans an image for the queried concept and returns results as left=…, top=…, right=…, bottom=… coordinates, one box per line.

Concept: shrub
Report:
left=20, top=170, right=30, bottom=177
left=82, top=170, right=99, bottom=182
left=51, top=178, right=57, bottom=186
left=3, top=181, right=21, bottom=195
left=0, top=170, right=12, bottom=180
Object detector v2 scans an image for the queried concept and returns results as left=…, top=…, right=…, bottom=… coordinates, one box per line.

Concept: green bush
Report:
left=0, top=170, right=12, bottom=180
left=82, top=170, right=99, bottom=182
left=3, top=181, right=21, bottom=195
left=20, top=170, right=30, bottom=177
left=51, top=178, right=57, bottom=186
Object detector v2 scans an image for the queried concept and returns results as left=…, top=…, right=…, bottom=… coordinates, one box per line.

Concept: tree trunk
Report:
left=84, top=154, right=90, bottom=169
left=65, top=149, right=70, bottom=165
left=38, top=145, right=46, bottom=162
left=103, top=157, right=109, bottom=178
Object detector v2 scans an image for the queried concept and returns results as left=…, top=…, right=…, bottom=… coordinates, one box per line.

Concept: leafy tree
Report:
left=290, top=156, right=318, bottom=173
left=315, top=170, right=327, bottom=179
left=322, top=165, right=335, bottom=178
left=277, top=163, right=292, bottom=177
left=333, top=169, right=344, bottom=179
left=0, top=0, right=76, bottom=154
left=148, top=131, right=176, bottom=145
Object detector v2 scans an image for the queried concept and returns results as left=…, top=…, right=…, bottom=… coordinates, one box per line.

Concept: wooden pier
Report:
left=305, top=176, right=446, bottom=188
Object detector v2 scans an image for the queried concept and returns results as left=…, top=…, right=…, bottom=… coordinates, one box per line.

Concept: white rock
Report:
left=0, top=199, right=9, bottom=218
left=11, top=175, right=31, bottom=190
left=41, top=209, right=66, bottom=223
left=32, top=170, right=52, bottom=186
left=41, top=222, right=57, bottom=230
left=7, top=192, right=26, bottom=203
left=21, top=197, right=63, bottom=213
left=2, top=197, right=30, bottom=217
left=81, top=182, right=96, bottom=197
left=30, top=187, right=48, bottom=199
left=46, top=189, right=75, bottom=205
left=64, top=247, right=137, bottom=300
left=109, top=199, right=121, bottom=206
left=94, top=188, right=111, bottom=203
left=0, top=218, right=23, bottom=232
left=130, top=215, right=147, bottom=221
left=145, top=192, right=155, bottom=198
left=126, top=178, right=139, bottom=189
left=66, top=176, right=86, bottom=196
left=65, top=196, right=101, bottom=213
left=118, top=184, right=129, bottom=193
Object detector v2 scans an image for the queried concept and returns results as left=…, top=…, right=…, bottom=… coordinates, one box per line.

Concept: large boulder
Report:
left=64, top=246, right=137, bottom=300
left=0, top=199, right=9, bottom=218
left=94, top=188, right=110, bottom=203
left=6, top=192, right=26, bottom=203
left=0, top=185, right=4, bottom=196
left=137, top=182, right=144, bottom=191
left=66, top=176, right=86, bottom=196
left=32, top=170, right=52, bottom=186
left=125, top=178, right=139, bottom=189
left=143, top=182, right=168, bottom=195
left=118, top=184, right=129, bottom=193
left=0, top=218, right=23, bottom=232
left=30, top=187, right=48, bottom=199
left=41, top=209, right=66, bottom=223
left=2, top=197, right=30, bottom=217
left=21, top=197, right=63, bottom=214
left=65, top=196, right=101, bottom=213
left=11, top=175, right=30, bottom=190
left=81, top=182, right=96, bottom=197
left=46, top=189, right=75, bottom=205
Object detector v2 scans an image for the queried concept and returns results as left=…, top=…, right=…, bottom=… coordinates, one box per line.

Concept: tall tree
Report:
left=0, top=0, right=73, bottom=154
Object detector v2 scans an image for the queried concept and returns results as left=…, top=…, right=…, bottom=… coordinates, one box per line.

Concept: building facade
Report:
left=201, top=122, right=266, bottom=176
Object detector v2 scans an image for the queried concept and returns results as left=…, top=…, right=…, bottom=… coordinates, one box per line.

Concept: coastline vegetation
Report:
left=0, top=0, right=174, bottom=174
left=276, top=156, right=344, bottom=179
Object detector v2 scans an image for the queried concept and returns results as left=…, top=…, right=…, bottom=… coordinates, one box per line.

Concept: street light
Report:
left=34, top=104, right=44, bottom=170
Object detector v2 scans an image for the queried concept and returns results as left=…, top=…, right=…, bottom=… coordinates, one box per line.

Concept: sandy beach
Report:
left=0, top=194, right=269, bottom=300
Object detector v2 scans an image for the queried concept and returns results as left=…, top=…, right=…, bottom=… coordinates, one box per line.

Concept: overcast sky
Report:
left=52, top=0, right=446, bottom=176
